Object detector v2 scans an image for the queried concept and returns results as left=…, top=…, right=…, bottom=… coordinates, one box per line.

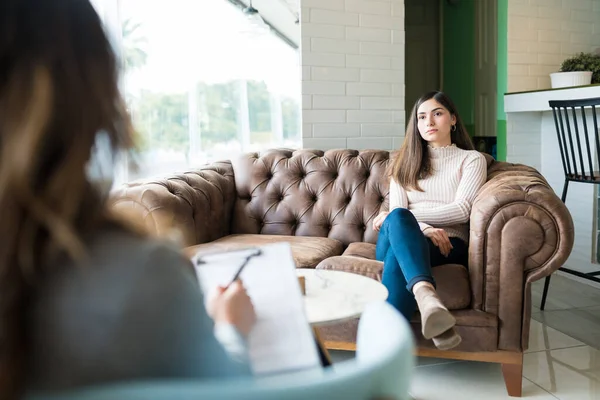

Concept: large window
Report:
left=92, top=0, right=301, bottom=183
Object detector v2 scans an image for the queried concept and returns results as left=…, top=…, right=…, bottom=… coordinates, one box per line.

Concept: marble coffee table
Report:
left=296, top=269, right=388, bottom=327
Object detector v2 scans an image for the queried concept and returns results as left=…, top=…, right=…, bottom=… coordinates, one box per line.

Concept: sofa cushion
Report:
left=315, top=256, right=383, bottom=282
left=316, top=254, right=471, bottom=310
left=432, top=264, right=471, bottom=309
left=342, top=242, right=377, bottom=259
left=185, top=234, right=343, bottom=269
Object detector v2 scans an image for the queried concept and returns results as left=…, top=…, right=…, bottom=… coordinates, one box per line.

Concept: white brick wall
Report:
left=505, top=112, right=542, bottom=172
left=301, top=0, right=405, bottom=151
left=507, top=0, right=600, bottom=92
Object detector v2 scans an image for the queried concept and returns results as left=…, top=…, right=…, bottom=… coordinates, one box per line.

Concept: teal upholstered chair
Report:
left=27, top=301, right=414, bottom=400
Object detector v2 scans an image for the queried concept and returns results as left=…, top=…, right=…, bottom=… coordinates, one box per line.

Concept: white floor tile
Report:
left=524, top=346, right=600, bottom=400
left=411, top=361, right=557, bottom=400
left=533, top=307, right=600, bottom=350
left=532, top=275, right=600, bottom=311
left=527, top=319, right=587, bottom=353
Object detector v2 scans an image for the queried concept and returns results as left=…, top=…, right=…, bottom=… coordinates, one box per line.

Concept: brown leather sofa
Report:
left=110, top=149, right=574, bottom=397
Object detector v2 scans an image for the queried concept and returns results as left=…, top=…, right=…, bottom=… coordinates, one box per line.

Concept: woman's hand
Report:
left=373, top=211, right=390, bottom=231
left=423, top=227, right=453, bottom=257
left=207, top=280, right=256, bottom=336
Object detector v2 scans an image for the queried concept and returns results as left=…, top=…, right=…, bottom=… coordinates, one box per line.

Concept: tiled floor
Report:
left=531, top=274, right=600, bottom=349
left=330, top=274, right=600, bottom=399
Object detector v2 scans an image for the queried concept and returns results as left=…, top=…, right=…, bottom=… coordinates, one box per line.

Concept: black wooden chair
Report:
left=541, top=97, right=600, bottom=310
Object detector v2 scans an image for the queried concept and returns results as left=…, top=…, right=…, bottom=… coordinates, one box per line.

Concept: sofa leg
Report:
left=501, top=355, right=523, bottom=397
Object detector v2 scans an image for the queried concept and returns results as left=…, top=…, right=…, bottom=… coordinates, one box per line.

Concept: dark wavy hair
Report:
left=0, top=1, right=135, bottom=398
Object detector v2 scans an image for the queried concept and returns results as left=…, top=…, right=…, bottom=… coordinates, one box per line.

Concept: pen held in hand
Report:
left=225, top=248, right=262, bottom=289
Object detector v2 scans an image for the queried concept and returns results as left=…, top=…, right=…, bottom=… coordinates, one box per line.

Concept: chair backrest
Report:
left=549, top=97, right=600, bottom=183
left=27, top=302, right=414, bottom=400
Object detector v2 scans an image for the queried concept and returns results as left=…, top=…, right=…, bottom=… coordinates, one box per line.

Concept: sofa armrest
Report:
left=468, top=161, right=574, bottom=351
left=108, top=161, right=236, bottom=247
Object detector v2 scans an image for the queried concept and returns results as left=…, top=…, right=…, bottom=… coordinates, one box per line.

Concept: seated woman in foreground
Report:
left=0, top=1, right=256, bottom=399
left=373, top=91, right=487, bottom=351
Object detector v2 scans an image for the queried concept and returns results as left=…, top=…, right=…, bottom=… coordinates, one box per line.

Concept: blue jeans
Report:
left=376, top=208, right=468, bottom=320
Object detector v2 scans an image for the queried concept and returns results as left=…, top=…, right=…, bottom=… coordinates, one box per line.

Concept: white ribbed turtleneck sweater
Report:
left=389, top=144, right=487, bottom=243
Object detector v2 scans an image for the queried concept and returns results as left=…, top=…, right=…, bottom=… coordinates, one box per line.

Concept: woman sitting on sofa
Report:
left=373, top=91, right=487, bottom=351
left=0, top=1, right=256, bottom=399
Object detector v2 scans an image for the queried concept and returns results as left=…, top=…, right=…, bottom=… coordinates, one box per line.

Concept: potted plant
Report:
left=550, top=52, right=600, bottom=88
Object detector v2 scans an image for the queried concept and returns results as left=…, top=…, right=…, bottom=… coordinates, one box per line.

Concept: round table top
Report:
left=296, top=269, right=388, bottom=327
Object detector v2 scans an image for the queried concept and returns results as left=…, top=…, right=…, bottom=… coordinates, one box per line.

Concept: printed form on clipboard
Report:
left=191, top=242, right=321, bottom=376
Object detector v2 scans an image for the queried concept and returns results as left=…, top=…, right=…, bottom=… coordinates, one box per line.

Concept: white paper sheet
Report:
left=192, top=242, right=321, bottom=375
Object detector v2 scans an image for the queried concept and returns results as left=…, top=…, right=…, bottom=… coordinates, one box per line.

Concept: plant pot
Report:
left=550, top=71, right=593, bottom=88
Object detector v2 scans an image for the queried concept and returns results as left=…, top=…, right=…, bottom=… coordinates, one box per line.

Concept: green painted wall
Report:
left=442, top=0, right=475, bottom=136
left=497, top=0, right=508, bottom=161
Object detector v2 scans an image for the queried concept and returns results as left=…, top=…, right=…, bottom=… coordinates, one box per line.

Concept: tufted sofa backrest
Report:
left=230, top=149, right=394, bottom=246
left=109, top=149, right=496, bottom=248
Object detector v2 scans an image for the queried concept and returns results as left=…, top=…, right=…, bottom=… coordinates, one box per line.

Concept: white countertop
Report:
left=504, top=84, right=600, bottom=113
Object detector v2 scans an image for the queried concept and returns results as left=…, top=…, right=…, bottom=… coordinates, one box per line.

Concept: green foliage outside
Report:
left=132, top=91, right=189, bottom=152
left=247, top=81, right=271, bottom=133
left=121, top=19, right=300, bottom=156
left=560, top=52, right=600, bottom=83
left=122, top=18, right=148, bottom=71
left=282, top=98, right=300, bottom=140
left=131, top=81, right=300, bottom=154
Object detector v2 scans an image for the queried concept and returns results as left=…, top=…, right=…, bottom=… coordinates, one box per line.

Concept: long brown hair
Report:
left=0, top=1, right=134, bottom=397
left=390, top=91, right=475, bottom=191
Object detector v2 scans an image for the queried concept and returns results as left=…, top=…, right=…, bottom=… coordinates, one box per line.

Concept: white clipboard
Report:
left=191, top=242, right=321, bottom=376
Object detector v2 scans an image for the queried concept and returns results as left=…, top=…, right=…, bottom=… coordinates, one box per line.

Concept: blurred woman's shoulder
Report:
left=27, top=227, right=206, bottom=391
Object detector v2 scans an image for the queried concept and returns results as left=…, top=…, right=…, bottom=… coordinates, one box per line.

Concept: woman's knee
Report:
left=384, top=208, right=417, bottom=227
